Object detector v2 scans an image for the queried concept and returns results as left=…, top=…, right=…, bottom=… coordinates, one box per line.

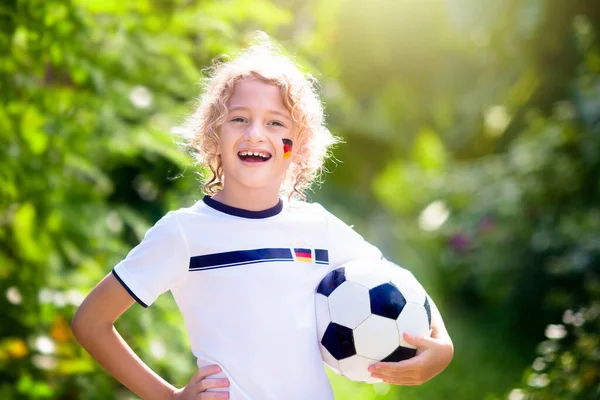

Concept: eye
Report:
left=231, top=117, right=247, bottom=123
left=268, top=120, right=285, bottom=127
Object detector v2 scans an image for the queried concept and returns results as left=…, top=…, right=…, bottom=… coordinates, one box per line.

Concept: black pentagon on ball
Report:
left=316, top=267, right=346, bottom=297
left=424, top=296, right=432, bottom=327
left=369, top=283, right=406, bottom=320
left=382, top=345, right=417, bottom=362
left=321, top=322, right=356, bottom=360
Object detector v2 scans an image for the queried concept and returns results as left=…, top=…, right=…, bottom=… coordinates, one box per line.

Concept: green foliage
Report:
left=511, top=304, right=600, bottom=399
left=1, top=0, right=289, bottom=398
left=369, top=6, right=600, bottom=399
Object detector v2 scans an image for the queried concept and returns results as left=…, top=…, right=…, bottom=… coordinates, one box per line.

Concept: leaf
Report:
left=20, top=107, right=48, bottom=155
left=56, top=358, right=95, bottom=375
left=117, top=206, right=151, bottom=241
left=64, top=154, right=114, bottom=196
left=133, top=129, right=192, bottom=166
left=410, top=128, right=448, bottom=171
left=13, top=202, right=43, bottom=262
left=372, top=160, right=430, bottom=214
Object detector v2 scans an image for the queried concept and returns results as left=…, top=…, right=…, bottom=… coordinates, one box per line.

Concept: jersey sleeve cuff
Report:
left=111, top=268, right=151, bottom=308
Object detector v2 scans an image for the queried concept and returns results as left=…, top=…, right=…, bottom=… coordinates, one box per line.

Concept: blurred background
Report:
left=1, top=0, right=599, bottom=398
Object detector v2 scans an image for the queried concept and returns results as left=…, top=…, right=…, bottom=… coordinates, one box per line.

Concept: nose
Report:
left=244, top=122, right=265, bottom=143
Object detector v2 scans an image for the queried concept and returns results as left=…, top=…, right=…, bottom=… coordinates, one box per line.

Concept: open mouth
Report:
left=238, top=150, right=272, bottom=163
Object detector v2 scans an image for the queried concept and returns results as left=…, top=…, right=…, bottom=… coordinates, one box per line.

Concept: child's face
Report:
left=218, top=78, right=296, bottom=194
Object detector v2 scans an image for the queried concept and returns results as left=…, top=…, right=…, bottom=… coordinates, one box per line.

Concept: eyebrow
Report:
left=228, top=106, right=292, bottom=122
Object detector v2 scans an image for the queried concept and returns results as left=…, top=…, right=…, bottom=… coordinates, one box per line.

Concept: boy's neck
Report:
left=212, top=187, right=281, bottom=212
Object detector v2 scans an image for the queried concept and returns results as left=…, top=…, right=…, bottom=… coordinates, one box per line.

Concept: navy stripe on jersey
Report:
left=203, top=196, right=283, bottom=219
left=112, top=269, right=149, bottom=308
left=315, top=249, right=329, bottom=265
left=189, top=248, right=294, bottom=271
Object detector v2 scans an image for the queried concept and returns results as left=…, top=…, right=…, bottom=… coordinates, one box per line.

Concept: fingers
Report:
left=402, top=332, right=436, bottom=349
left=190, top=365, right=229, bottom=398
left=191, top=365, right=223, bottom=384
left=369, top=354, right=425, bottom=385
left=369, top=365, right=424, bottom=386
left=373, top=356, right=420, bottom=373
left=197, top=378, right=230, bottom=393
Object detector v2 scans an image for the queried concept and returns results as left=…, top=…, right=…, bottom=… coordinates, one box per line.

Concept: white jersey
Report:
left=113, top=196, right=381, bottom=400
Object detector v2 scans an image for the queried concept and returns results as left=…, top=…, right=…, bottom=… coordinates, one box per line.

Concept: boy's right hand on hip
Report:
left=171, top=365, right=230, bottom=400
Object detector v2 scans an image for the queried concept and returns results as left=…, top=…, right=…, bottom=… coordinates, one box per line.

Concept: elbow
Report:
left=71, top=306, right=98, bottom=343
left=71, top=306, right=114, bottom=344
left=443, top=337, right=455, bottom=367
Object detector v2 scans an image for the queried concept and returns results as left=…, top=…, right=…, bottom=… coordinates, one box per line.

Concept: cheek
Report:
left=216, top=129, right=235, bottom=153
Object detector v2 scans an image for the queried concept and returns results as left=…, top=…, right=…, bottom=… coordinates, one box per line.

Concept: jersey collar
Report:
left=203, top=196, right=283, bottom=219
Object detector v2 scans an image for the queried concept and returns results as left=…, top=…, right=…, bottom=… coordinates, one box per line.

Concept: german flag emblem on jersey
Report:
left=294, top=248, right=312, bottom=263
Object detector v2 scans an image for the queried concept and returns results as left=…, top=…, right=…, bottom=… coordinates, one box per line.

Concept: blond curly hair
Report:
left=183, top=34, right=339, bottom=200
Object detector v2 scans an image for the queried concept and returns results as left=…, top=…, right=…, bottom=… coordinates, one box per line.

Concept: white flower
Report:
left=150, top=340, right=166, bottom=359
left=106, top=211, right=123, bottom=233
left=572, top=312, right=585, bottom=327
left=484, top=105, right=511, bottom=137
left=32, top=355, right=57, bottom=370
left=532, top=357, right=546, bottom=371
left=508, top=389, right=525, bottom=400
left=562, top=309, right=574, bottom=324
left=38, top=288, right=54, bottom=304
left=418, top=201, right=450, bottom=231
left=528, top=373, right=549, bottom=388
left=545, top=324, right=567, bottom=340
left=52, top=291, right=67, bottom=307
left=66, top=289, right=85, bottom=306
left=129, top=86, right=152, bottom=109
left=34, top=336, right=56, bottom=355
left=6, top=287, right=22, bottom=305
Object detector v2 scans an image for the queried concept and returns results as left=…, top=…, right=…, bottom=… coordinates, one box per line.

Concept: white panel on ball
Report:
left=315, top=293, right=331, bottom=341
left=390, top=267, right=427, bottom=304
left=328, top=281, right=371, bottom=329
left=320, top=346, right=341, bottom=374
left=344, top=261, right=391, bottom=289
left=353, top=315, right=400, bottom=360
left=396, top=302, right=430, bottom=348
left=338, top=354, right=381, bottom=384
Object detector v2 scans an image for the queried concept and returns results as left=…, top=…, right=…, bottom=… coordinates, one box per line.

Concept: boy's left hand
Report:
left=368, top=332, right=454, bottom=386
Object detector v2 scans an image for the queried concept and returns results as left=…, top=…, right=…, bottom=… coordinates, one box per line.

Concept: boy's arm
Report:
left=368, top=296, right=454, bottom=385
left=428, top=296, right=453, bottom=345
left=72, top=273, right=178, bottom=400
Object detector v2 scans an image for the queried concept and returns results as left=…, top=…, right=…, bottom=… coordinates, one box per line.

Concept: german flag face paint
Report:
left=282, top=138, right=293, bottom=159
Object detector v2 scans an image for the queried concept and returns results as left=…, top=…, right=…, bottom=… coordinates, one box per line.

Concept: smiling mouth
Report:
left=238, top=150, right=272, bottom=163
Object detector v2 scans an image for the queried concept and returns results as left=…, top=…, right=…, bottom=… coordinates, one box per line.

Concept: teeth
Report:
left=239, top=150, right=270, bottom=158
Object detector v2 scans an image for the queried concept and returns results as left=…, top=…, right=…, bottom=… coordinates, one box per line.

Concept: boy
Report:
left=72, top=37, right=453, bottom=400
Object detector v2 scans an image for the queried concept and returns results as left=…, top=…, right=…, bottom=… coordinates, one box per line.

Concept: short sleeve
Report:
left=318, top=204, right=383, bottom=268
left=112, top=211, right=189, bottom=307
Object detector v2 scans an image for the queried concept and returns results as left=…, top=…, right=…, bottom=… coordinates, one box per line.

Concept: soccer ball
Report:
left=315, top=259, right=432, bottom=383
